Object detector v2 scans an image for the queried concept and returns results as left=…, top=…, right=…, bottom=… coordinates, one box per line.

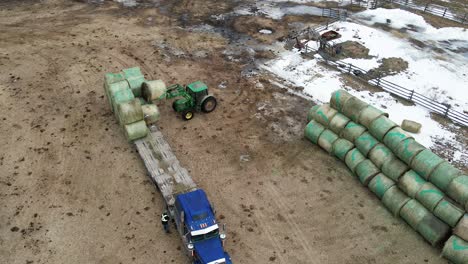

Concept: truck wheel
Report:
left=183, top=110, right=194, bottom=121
left=201, top=96, right=217, bottom=113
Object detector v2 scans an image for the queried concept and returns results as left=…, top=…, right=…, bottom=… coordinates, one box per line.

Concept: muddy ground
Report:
left=0, top=1, right=455, bottom=263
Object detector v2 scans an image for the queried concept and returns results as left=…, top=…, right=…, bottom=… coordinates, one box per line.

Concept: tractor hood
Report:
left=194, top=237, right=227, bottom=264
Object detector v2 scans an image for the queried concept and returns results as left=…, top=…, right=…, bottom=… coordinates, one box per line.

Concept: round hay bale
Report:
left=355, top=132, right=379, bottom=157
left=307, top=105, right=320, bottom=122
left=124, top=120, right=148, bottom=142
left=141, top=104, right=160, bottom=125
left=395, top=138, right=426, bottom=165
left=304, top=120, right=325, bottom=145
left=332, top=138, right=354, bottom=161
left=442, top=235, right=468, bottom=264
left=105, top=72, right=125, bottom=85
left=399, top=170, right=426, bottom=198
left=368, top=144, right=395, bottom=169
left=434, top=199, right=464, bottom=227
left=340, top=121, right=366, bottom=143
left=116, top=99, right=143, bottom=126
left=342, top=96, right=368, bottom=122
left=401, top=119, right=422, bottom=134
left=415, top=182, right=444, bottom=212
left=429, top=161, right=462, bottom=191
left=355, top=159, right=380, bottom=186
left=318, top=129, right=339, bottom=153
left=381, top=157, right=409, bottom=181
left=382, top=186, right=410, bottom=217
left=328, top=113, right=350, bottom=135
left=369, top=116, right=397, bottom=141
left=108, top=80, right=131, bottom=112
left=410, top=149, right=444, bottom=180
left=417, top=214, right=451, bottom=246
left=330, top=89, right=352, bottom=112
left=400, top=199, right=429, bottom=229
left=447, top=176, right=468, bottom=207
left=358, top=105, right=388, bottom=128
left=383, top=127, right=413, bottom=153
left=142, top=80, right=167, bottom=102
left=122, top=67, right=143, bottom=78
left=345, top=148, right=366, bottom=174
left=112, top=89, right=135, bottom=114
left=310, top=104, right=338, bottom=127
left=454, top=215, right=468, bottom=241
left=369, top=173, right=395, bottom=199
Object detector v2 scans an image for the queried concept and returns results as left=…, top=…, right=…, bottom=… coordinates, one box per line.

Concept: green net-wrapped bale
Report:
left=124, top=120, right=148, bottom=142
left=368, top=144, right=395, bottom=169
left=454, top=215, right=468, bottom=241
left=358, top=105, right=388, bottom=128
left=355, top=132, right=379, bottom=157
left=108, top=81, right=131, bottom=112
left=382, top=186, right=410, bottom=216
left=429, top=161, right=462, bottom=191
left=310, top=104, right=338, bottom=127
left=395, top=138, right=426, bottom=165
left=417, top=213, right=451, bottom=246
left=401, top=119, right=422, bottom=134
left=318, top=129, right=339, bottom=153
left=141, top=104, right=160, bottom=125
left=112, top=89, right=135, bottom=114
left=123, top=67, right=145, bottom=97
left=330, top=89, right=352, bottom=112
left=442, top=235, right=468, bottom=264
left=383, top=127, right=413, bottom=153
left=345, top=148, right=366, bottom=174
left=116, top=99, right=143, bottom=126
left=381, top=157, right=409, bottom=181
left=142, top=80, right=167, bottom=102
left=369, top=116, right=398, bottom=141
left=328, top=113, right=350, bottom=135
left=307, top=105, right=320, bottom=122
left=105, top=72, right=125, bottom=85
left=369, top=173, right=395, bottom=199
left=356, top=159, right=380, bottom=186
left=434, top=199, right=464, bottom=227
left=448, top=176, right=468, bottom=210
left=340, top=122, right=366, bottom=143
left=415, top=182, right=444, bottom=212
left=342, top=96, right=368, bottom=122
left=410, top=149, right=444, bottom=180
left=400, top=199, right=429, bottom=229
left=304, top=120, right=325, bottom=145
left=399, top=170, right=426, bottom=198
left=332, top=138, right=354, bottom=161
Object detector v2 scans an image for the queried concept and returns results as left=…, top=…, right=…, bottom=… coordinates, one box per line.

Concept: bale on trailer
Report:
left=328, top=113, right=350, bottom=135
left=318, top=129, right=339, bottom=153
left=395, top=138, right=426, bottom=165
left=112, top=89, right=135, bottom=114
left=342, top=97, right=368, bottom=122
left=358, top=105, right=388, bottom=128
left=142, top=80, right=167, bottom=102
left=368, top=116, right=397, bottom=141
left=142, top=104, right=160, bottom=125
left=447, top=176, right=468, bottom=210
left=104, top=72, right=125, bottom=110
left=330, top=89, right=353, bottom=112
left=429, top=161, right=462, bottom=191
left=355, top=159, right=380, bottom=186
left=415, top=182, right=444, bottom=212
left=454, top=215, right=468, bottom=241
left=410, top=149, right=445, bottom=180
left=442, top=235, right=468, bottom=264
left=417, top=213, right=451, bottom=246
left=381, top=157, right=409, bottom=181
left=310, top=104, right=338, bottom=127
left=382, top=186, right=410, bottom=216
left=123, top=67, right=145, bottom=97
left=340, top=122, right=366, bottom=143
left=116, top=99, right=144, bottom=126
left=345, top=148, right=366, bottom=174
left=108, top=80, right=131, bottom=112
left=369, top=173, right=395, bottom=199
left=304, top=120, right=326, bottom=145
left=434, top=199, right=464, bottom=227
left=355, top=132, right=379, bottom=157
left=368, top=144, right=395, bottom=169
left=383, top=127, right=413, bottom=153
left=124, top=120, right=148, bottom=142
left=400, top=199, right=429, bottom=229
left=399, top=170, right=426, bottom=198
left=332, top=138, right=354, bottom=161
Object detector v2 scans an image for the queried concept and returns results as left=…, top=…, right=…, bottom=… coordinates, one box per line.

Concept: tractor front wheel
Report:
left=182, top=110, right=194, bottom=121
left=201, top=96, right=217, bottom=113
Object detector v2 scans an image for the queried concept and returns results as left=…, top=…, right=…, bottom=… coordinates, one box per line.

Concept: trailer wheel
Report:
left=183, top=110, right=194, bottom=121
left=201, top=96, right=217, bottom=113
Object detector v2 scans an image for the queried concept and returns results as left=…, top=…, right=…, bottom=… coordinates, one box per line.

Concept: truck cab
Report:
left=174, top=189, right=232, bottom=264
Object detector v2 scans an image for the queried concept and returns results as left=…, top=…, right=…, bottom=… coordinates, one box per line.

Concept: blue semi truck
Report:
left=134, top=127, right=232, bottom=264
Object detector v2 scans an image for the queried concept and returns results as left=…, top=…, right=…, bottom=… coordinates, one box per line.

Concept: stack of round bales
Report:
left=305, top=90, right=467, bottom=259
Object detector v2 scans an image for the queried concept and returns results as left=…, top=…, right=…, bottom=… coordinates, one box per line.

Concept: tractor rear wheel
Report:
left=172, top=101, right=178, bottom=112
left=201, top=96, right=217, bottom=113
left=182, top=110, right=194, bottom=121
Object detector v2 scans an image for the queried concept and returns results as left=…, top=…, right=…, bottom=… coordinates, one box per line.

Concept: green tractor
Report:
left=160, top=81, right=217, bottom=121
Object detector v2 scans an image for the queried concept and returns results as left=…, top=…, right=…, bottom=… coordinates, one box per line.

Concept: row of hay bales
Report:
left=304, top=89, right=468, bottom=263
left=104, top=67, right=167, bottom=141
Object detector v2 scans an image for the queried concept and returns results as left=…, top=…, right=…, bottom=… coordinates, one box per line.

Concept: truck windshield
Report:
left=191, top=229, right=219, bottom=242
left=192, top=212, right=208, bottom=221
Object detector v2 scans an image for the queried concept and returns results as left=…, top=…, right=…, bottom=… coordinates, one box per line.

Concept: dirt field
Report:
left=0, top=1, right=452, bottom=263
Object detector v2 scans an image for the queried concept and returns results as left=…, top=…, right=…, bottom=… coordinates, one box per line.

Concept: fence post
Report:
left=405, top=0, right=408, bottom=6
left=443, top=8, right=447, bottom=17
left=424, top=3, right=429, bottom=12
left=444, top=104, right=451, bottom=117
left=409, top=90, right=414, bottom=100
left=348, top=64, right=352, bottom=73
left=376, top=77, right=381, bottom=87
left=463, top=13, right=467, bottom=24
left=326, top=19, right=329, bottom=29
